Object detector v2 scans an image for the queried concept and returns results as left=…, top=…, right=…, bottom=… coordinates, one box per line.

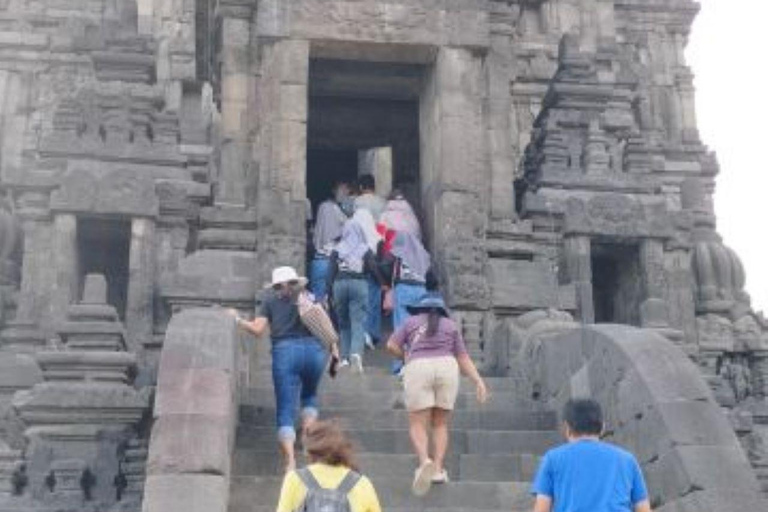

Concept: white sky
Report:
left=686, top=0, right=768, bottom=313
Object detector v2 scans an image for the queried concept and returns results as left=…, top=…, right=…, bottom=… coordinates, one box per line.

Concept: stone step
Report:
left=233, top=450, right=543, bottom=483
left=239, top=405, right=558, bottom=431
left=242, top=508, right=531, bottom=512
left=242, top=371, right=523, bottom=393
left=235, top=427, right=560, bottom=456
left=240, top=387, right=535, bottom=411
left=228, top=476, right=533, bottom=511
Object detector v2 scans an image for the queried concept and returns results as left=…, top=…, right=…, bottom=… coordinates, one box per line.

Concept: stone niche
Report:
left=48, top=166, right=159, bottom=356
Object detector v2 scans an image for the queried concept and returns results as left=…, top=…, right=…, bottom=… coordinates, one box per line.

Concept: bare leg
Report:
left=431, top=408, right=452, bottom=473
left=279, top=438, right=296, bottom=472
left=409, top=409, right=432, bottom=466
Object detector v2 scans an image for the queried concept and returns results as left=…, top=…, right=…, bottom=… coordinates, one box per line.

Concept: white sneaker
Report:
left=432, top=469, right=449, bottom=484
left=350, top=354, right=364, bottom=374
left=412, top=460, right=436, bottom=496
left=364, top=333, right=375, bottom=351
left=338, top=359, right=350, bottom=369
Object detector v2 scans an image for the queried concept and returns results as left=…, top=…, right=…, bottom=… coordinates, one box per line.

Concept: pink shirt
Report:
left=390, top=314, right=468, bottom=361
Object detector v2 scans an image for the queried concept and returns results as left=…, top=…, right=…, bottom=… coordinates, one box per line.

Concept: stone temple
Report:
left=0, top=1, right=765, bottom=511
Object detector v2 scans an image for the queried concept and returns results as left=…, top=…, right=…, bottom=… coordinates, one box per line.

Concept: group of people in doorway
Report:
left=309, top=174, right=434, bottom=375
left=229, top=172, right=653, bottom=512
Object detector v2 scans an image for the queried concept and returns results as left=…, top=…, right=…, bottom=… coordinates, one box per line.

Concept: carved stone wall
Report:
left=0, top=0, right=764, bottom=509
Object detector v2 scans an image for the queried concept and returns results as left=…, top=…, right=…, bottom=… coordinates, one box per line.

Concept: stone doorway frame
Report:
left=253, top=40, right=491, bottom=308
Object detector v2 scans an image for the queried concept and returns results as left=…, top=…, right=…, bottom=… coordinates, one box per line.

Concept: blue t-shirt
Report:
left=531, top=440, right=649, bottom=512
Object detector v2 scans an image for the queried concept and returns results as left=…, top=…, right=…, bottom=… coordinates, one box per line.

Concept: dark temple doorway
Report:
left=591, top=242, right=643, bottom=326
left=306, top=59, right=424, bottom=218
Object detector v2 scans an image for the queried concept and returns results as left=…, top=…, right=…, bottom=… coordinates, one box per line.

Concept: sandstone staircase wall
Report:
left=142, top=309, right=241, bottom=512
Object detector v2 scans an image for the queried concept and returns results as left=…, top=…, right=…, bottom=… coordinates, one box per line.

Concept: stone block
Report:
left=645, top=446, right=761, bottom=506
left=489, top=259, right=562, bottom=310
left=154, top=368, right=235, bottom=419
left=0, top=353, right=42, bottom=391
left=147, top=415, right=232, bottom=476
left=142, top=474, right=228, bottom=512
left=656, top=488, right=768, bottom=512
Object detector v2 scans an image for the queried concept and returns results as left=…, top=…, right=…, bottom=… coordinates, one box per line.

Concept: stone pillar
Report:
left=48, top=214, right=78, bottom=329
left=420, top=47, right=490, bottom=309
left=254, top=38, right=310, bottom=278
left=563, top=236, right=594, bottom=323
left=665, top=248, right=698, bottom=345
left=640, top=239, right=666, bottom=306
left=126, top=217, right=156, bottom=355
left=358, top=147, right=393, bottom=199
left=218, top=8, right=254, bottom=206
left=487, top=2, right=516, bottom=221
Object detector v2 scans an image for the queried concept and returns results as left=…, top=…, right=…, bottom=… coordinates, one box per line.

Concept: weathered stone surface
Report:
left=142, top=474, right=228, bottom=512
left=145, top=309, right=238, bottom=512
left=0, top=0, right=763, bottom=510
left=146, top=415, right=231, bottom=476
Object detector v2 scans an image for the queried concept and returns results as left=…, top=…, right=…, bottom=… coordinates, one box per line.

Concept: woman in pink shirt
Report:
left=386, top=293, right=488, bottom=496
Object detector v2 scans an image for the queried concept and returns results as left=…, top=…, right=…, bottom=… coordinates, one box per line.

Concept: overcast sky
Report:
left=686, top=0, right=767, bottom=313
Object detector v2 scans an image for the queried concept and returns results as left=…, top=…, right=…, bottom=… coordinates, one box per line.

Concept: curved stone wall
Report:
left=519, top=324, right=767, bottom=511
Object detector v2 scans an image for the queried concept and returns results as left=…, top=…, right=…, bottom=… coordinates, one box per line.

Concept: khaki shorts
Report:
left=403, top=356, right=460, bottom=412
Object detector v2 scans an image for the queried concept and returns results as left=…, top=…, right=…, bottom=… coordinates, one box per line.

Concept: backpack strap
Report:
left=335, top=470, right=362, bottom=495
left=296, top=468, right=322, bottom=492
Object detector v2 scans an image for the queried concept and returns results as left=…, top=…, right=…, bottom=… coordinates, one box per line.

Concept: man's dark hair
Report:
left=358, top=174, right=376, bottom=191
left=563, top=399, right=603, bottom=436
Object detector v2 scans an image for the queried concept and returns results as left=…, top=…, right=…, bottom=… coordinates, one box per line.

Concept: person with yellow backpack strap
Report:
left=276, top=420, right=382, bottom=512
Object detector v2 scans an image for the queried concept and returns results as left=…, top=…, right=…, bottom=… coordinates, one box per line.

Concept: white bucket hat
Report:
left=265, top=266, right=308, bottom=289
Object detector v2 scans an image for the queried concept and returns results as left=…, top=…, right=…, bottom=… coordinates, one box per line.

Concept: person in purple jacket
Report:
left=386, top=293, right=488, bottom=497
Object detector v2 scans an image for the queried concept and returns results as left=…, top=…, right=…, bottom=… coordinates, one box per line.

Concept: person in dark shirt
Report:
left=232, top=266, right=336, bottom=471
left=531, top=399, right=652, bottom=512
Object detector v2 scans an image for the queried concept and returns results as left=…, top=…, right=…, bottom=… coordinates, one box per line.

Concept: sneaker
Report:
left=338, top=359, right=350, bottom=369
left=350, top=354, right=364, bottom=374
left=364, top=333, right=375, bottom=351
left=412, top=459, right=436, bottom=497
left=431, top=469, right=449, bottom=484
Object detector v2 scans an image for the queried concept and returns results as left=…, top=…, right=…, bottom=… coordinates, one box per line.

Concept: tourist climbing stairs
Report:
left=227, top=348, right=560, bottom=512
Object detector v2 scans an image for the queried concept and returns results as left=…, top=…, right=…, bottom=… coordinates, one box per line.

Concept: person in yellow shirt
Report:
left=276, top=420, right=382, bottom=512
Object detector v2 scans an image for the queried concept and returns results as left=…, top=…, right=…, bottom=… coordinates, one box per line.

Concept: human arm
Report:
left=456, top=353, right=489, bottom=403
left=235, top=315, right=269, bottom=338
left=453, top=329, right=488, bottom=403
left=325, top=251, right=340, bottom=299
left=386, top=324, right=408, bottom=359
left=530, top=453, right=554, bottom=512
left=275, top=471, right=305, bottom=512
left=363, top=249, right=389, bottom=290
left=351, top=476, right=382, bottom=512
left=630, top=457, right=651, bottom=512
left=634, top=500, right=652, bottom=512
left=532, top=495, right=553, bottom=512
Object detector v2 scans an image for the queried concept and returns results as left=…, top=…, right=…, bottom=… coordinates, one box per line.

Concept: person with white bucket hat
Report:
left=232, top=266, right=337, bottom=471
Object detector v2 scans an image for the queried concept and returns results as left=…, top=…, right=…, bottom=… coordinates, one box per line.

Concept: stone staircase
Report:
left=227, top=348, right=560, bottom=512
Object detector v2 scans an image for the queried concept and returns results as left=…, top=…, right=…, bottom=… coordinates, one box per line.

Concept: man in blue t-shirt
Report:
left=531, top=399, right=652, bottom=512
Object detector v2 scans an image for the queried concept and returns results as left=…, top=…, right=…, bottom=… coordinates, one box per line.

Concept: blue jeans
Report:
left=366, top=277, right=382, bottom=343
left=392, top=282, right=426, bottom=374
left=309, top=257, right=330, bottom=301
left=271, top=337, right=328, bottom=441
left=333, top=278, right=368, bottom=359
left=394, top=282, right=427, bottom=330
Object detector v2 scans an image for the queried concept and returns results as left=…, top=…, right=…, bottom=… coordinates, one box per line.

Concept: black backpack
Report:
left=296, top=468, right=362, bottom=512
